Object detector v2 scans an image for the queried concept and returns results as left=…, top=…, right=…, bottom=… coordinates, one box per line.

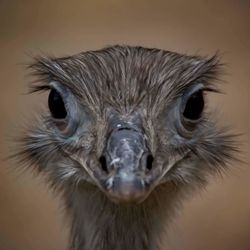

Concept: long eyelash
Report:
left=28, top=84, right=51, bottom=94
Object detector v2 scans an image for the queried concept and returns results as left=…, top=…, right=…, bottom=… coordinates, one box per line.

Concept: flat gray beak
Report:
left=97, top=128, right=154, bottom=203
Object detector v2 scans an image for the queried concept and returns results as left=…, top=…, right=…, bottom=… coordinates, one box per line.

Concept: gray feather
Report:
left=14, top=45, right=238, bottom=250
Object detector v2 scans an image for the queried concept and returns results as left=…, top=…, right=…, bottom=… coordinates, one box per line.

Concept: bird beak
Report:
left=95, top=128, right=154, bottom=204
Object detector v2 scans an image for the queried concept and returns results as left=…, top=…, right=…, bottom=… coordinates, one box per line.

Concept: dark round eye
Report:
left=48, top=89, right=67, bottom=119
left=183, top=90, right=204, bottom=120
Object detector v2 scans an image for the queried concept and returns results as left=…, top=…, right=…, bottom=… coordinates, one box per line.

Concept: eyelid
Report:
left=49, top=81, right=69, bottom=99
left=183, top=83, right=204, bottom=98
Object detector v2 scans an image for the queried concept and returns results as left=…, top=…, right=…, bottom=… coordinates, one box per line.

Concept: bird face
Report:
left=20, top=46, right=235, bottom=204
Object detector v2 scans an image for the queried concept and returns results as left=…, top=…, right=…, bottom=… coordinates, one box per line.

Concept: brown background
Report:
left=0, top=1, right=249, bottom=250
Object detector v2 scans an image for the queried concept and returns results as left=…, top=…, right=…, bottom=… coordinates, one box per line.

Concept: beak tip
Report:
left=104, top=175, right=148, bottom=203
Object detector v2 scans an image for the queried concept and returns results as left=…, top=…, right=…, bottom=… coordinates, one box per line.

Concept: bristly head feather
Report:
left=28, top=45, right=222, bottom=116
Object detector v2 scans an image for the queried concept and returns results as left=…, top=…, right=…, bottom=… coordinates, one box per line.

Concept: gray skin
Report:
left=17, top=46, right=236, bottom=250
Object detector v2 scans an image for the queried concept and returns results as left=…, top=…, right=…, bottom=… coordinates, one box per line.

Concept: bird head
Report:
left=19, top=46, right=236, bottom=204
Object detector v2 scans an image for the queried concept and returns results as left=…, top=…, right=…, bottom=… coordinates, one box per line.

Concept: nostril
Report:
left=99, top=155, right=108, bottom=173
left=146, top=154, right=154, bottom=171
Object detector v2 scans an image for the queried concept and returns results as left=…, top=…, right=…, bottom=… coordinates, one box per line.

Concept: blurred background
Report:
left=0, top=1, right=249, bottom=249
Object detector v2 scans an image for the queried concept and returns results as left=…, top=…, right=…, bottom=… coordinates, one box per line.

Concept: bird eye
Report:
left=48, top=89, right=67, bottom=119
left=183, top=90, right=204, bottom=120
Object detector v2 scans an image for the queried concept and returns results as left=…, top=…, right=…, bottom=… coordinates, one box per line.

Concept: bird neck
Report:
left=65, top=182, right=179, bottom=250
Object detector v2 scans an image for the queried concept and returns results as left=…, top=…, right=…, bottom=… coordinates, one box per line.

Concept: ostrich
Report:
left=17, top=45, right=236, bottom=250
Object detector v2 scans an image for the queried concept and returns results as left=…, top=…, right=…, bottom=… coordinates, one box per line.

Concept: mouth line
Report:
left=68, top=150, right=190, bottom=203
left=94, top=152, right=189, bottom=203
left=157, top=150, right=191, bottom=184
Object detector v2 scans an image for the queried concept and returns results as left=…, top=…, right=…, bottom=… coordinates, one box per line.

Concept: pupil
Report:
left=183, top=90, right=204, bottom=120
left=48, top=89, right=67, bottom=119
